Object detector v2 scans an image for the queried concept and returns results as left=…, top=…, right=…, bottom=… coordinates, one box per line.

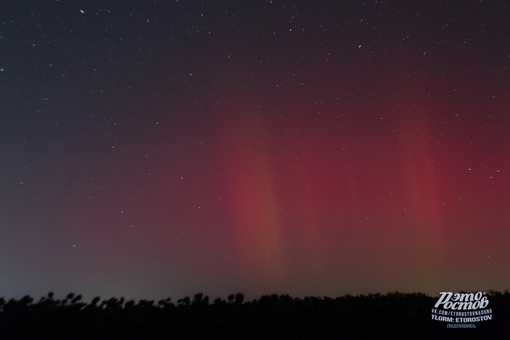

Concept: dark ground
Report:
left=1, top=291, right=509, bottom=339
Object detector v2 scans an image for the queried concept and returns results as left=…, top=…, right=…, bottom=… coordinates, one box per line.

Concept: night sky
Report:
left=1, top=1, right=509, bottom=301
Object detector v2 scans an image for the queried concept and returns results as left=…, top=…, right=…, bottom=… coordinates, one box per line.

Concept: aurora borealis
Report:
left=1, top=1, right=509, bottom=301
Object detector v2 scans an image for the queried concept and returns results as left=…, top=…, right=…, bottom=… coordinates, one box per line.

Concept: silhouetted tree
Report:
left=178, top=296, right=190, bottom=306
left=192, top=293, right=204, bottom=305
left=234, top=293, right=244, bottom=304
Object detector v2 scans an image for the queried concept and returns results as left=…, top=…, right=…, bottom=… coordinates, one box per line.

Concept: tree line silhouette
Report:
left=0, top=290, right=508, bottom=339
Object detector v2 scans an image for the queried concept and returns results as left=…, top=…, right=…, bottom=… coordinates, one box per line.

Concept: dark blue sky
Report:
left=1, top=1, right=509, bottom=301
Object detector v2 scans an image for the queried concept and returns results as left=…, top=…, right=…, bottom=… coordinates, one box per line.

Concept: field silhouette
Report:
left=1, top=290, right=508, bottom=339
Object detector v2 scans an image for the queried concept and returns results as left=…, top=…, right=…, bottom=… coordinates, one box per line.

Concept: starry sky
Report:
left=1, top=1, right=509, bottom=301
